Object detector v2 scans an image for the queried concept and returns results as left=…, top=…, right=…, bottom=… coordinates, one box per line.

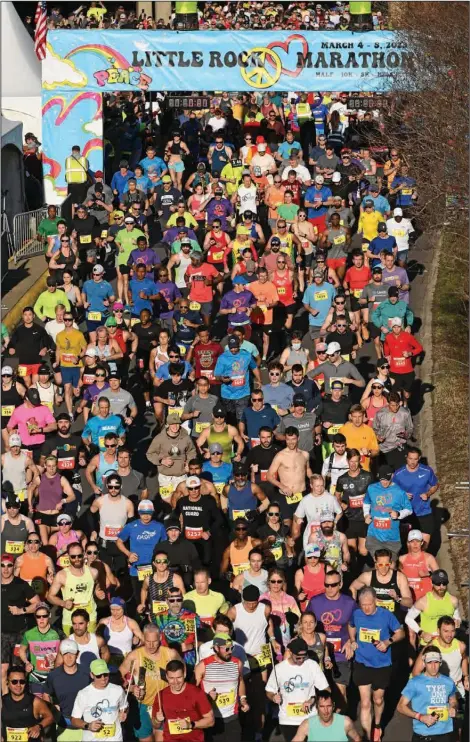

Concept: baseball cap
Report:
left=316, top=342, right=328, bottom=352
left=212, top=405, right=226, bottom=418
left=165, top=519, right=181, bottom=531
left=376, top=357, right=389, bottom=369
left=372, top=265, right=383, bottom=274
left=34, top=602, right=50, bottom=615
left=8, top=434, right=21, bottom=447
left=369, top=184, right=380, bottom=192
left=57, top=513, right=72, bottom=525
left=26, top=388, right=41, bottom=406
left=388, top=286, right=399, bottom=298
left=107, top=371, right=120, bottom=380
left=124, top=216, right=135, bottom=224
left=162, top=175, right=171, bottom=183
left=112, top=210, right=124, bottom=218
left=166, top=413, right=182, bottom=425
left=370, top=378, right=385, bottom=387
left=113, top=301, right=124, bottom=310
left=305, top=543, right=321, bottom=558
left=38, top=365, right=51, bottom=375
left=378, top=222, right=387, bottom=232
left=378, top=465, right=394, bottom=481
left=197, top=162, right=206, bottom=170
left=431, top=569, right=449, bottom=585
left=424, top=651, right=442, bottom=663
left=293, top=394, right=306, bottom=407
left=271, top=237, right=281, bottom=246
left=209, top=442, right=223, bottom=454
left=85, top=347, right=97, bottom=357
left=110, top=596, right=126, bottom=608
left=326, top=342, right=341, bottom=355
left=365, top=199, right=374, bottom=206
left=257, top=143, right=267, bottom=152
left=390, top=316, right=402, bottom=326
left=320, top=511, right=335, bottom=523
left=138, top=499, right=154, bottom=512
left=408, top=529, right=423, bottom=542
left=181, top=237, right=191, bottom=246
left=233, top=462, right=248, bottom=476
left=332, top=172, right=341, bottom=183
left=1, top=554, right=15, bottom=564
left=94, top=170, right=104, bottom=179
left=228, top=336, right=240, bottom=349
left=288, top=637, right=308, bottom=655
left=393, top=207, right=403, bottom=216
left=90, top=659, right=110, bottom=676
left=313, top=268, right=324, bottom=278
left=92, top=264, right=105, bottom=274
left=213, top=632, right=233, bottom=647
left=186, top=476, right=201, bottom=488
left=105, top=317, right=117, bottom=328
left=330, top=380, right=344, bottom=390
left=5, top=495, right=21, bottom=509
left=1, top=366, right=13, bottom=376
left=315, top=175, right=324, bottom=184
left=60, top=639, right=79, bottom=655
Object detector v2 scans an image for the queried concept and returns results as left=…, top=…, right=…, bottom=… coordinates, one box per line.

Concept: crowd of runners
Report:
left=2, top=3, right=467, bottom=742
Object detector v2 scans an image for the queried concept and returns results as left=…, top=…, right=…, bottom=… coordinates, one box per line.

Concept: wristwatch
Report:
left=190, top=721, right=195, bottom=730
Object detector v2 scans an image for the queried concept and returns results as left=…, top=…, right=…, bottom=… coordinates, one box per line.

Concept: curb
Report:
left=3, top=268, right=49, bottom=333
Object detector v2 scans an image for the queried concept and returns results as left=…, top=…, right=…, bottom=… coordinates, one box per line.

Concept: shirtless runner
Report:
left=266, top=426, right=312, bottom=526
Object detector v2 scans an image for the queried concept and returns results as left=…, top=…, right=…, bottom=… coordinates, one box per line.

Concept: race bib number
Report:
left=254, top=644, right=271, bottom=667
left=232, top=509, right=248, bottom=521
left=200, top=369, right=214, bottom=380
left=328, top=424, right=341, bottom=436
left=277, top=287, right=286, bottom=296
left=232, top=375, right=245, bottom=387
left=359, top=627, right=381, bottom=643
left=362, top=242, right=369, bottom=252
left=88, top=311, right=102, bottom=321
left=104, top=526, right=121, bottom=539
left=152, top=601, right=167, bottom=616
left=168, top=718, right=191, bottom=735
left=80, top=235, right=92, bottom=244
left=373, top=517, right=391, bottom=530
left=58, top=457, right=75, bottom=470
left=5, top=541, right=24, bottom=555
left=17, top=490, right=26, bottom=502
left=137, top=565, right=152, bottom=581
left=185, top=526, right=203, bottom=540
left=195, top=422, right=210, bottom=433
left=260, top=470, right=268, bottom=481
left=95, top=724, right=116, bottom=738
left=160, top=485, right=173, bottom=500
left=36, top=654, right=55, bottom=672
left=349, top=495, right=364, bottom=508
left=62, top=353, right=76, bottom=364
left=329, top=637, right=342, bottom=653
left=216, top=688, right=236, bottom=709
left=287, top=703, right=307, bottom=718
left=172, top=407, right=184, bottom=418
left=178, top=346, right=187, bottom=357
left=6, top=729, right=28, bottom=742
left=214, top=482, right=225, bottom=495
left=58, top=554, right=70, bottom=568
left=393, top=356, right=406, bottom=367
left=1, top=405, right=14, bottom=416
left=427, top=706, right=449, bottom=722
left=189, top=301, right=201, bottom=311
left=286, top=491, right=302, bottom=505
left=341, top=354, right=350, bottom=362
left=353, top=289, right=362, bottom=298
left=212, top=251, right=224, bottom=261
left=232, top=562, right=250, bottom=576
left=376, top=599, right=395, bottom=612
left=402, top=188, right=412, bottom=195
left=314, top=291, right=328, bottom=301
left=333, top=235, right=346, bottom=245
left=17, top=366, right=27, bottom=377
left=271, top=545, right=282, bottom=561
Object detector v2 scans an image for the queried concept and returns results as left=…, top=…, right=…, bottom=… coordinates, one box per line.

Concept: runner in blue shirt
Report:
left=349, top=586, right=405, bottom=741
left=363, top=465, right=412, bottom=564
left=128, top=264, right=160, bottom=318
left=393, top=447, right=439, bottom=548
left=214, top=336, right=261, bottom=421
left=82, top=265, right=115, bottom=339
left=311, top=96, right=329, bottom=136
left=82, top=397, right=125, bottom=451
left=302, top=270, right=336, bottom=339
left=156, top=355, right=192, bottom=382
left=361, top=185, right=391, bottom=216
left=368, top=224, right=398, bottom=267
left=124, top=165, right=151, bottom=194
left=390, top=165, right=417, bottom=208
left=110, top=160, right=135, bottom=201
left=398, top=646, right=457, bottom=739
left=304, top=177, right=333, bottom=220
left=139, top=146, right=167, bottom=178
left=116, top=499, right=167, bottom=602
left=202, top=444, right=233, bottom=495
left=240, top=391, right=280, bottom=448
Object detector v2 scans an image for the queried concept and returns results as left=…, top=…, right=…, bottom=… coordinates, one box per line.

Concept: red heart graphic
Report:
left=267, top=34, right=309, bottom=78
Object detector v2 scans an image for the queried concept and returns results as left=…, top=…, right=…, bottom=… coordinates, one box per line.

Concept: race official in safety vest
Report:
left=65, top=145, right=89, bottom=207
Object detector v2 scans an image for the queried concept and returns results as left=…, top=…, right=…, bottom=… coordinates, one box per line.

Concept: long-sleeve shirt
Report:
left=383, top=331, right=423, bottom=374
left=34, top=289, right=71, bottom=320
left=371, top=299, right=414, bottom=340
left=146, top=429, right=196, bottom=476
left=372, top=406, right=414, bottom=453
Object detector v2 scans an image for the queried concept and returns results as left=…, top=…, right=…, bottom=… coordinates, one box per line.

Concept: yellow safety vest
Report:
left=65, top=155, right=88, bottom=184
left=296, top=103, right=312, bottom=121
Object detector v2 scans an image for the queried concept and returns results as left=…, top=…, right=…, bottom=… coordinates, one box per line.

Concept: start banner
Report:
left=43, top=30, right=411, bottom=93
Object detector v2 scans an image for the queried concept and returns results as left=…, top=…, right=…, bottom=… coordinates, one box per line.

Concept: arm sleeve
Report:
left=405, top=606, right=421, bottom=633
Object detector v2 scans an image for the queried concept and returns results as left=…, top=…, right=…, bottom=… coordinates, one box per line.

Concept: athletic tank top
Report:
left=175, top=254, right=192, bottom=289
left=272, top=270, right=294, bottom=306
left=2, top=451, right=28, bottom=493
left=56, top=529, right=81, bottom=567
left=113, top=328, right=127, bottom=354
left=364, top=396, right=388, bottom=425
left=401, top=552, right=432, bottom=601
left=62, top=565, right=96, bottom=627
left=370, top=569, right=401, bottom=614
left=1, top=517, right=29, bottom=556
left=148, top=572, right=175, bottom=619
left=302, top=631, right=325, bottom=667
left=103, top=616, right=134, bottom=656
left=202, top=655, right=240, bottom=719
left=207, top=425, right=232, bottom=463
left=207, top=232, right=229, bottom=265
left=2, top=692, right=37, bottom=732
left=1, top=383, right=23, bottom=427
left=233, top=602, right=267, bottom=656
left=420, top=591, right=454, bottom=640
left=301, top=563, right=326, bottom=602
left=70, top=631, right=100, bottom=663
left=96, top=453, right=119, bottom=491
left=315, top=532, right=343, bottom=570
left=308, top=713, right=348, bottom=742
left=439, top=638, right=463, bottom=689
left=64, top=285, right=77, bottom=305
left=170, top=141, right=183, bottom=155
left=36, top=382, right=55, bottom=412
left=227, top=483, right=257, bottom=521
left=284, top=348, right=308, bottom=380
left=37, top=473, right=63, bottom=512
left=133, top=646, right=172, bottom=706
left=82, top=365, right=98, bottom=386
left=18, top=552, right=49, bottom=583
left=190, top=195, right=206, bottom=222
left=242, top=569, right=268, bottom=594
left=153, top=346, right=170, bottom=371
left=229, top=537, right=255, bottom=575
left=98, top=494, right=128, bottom=542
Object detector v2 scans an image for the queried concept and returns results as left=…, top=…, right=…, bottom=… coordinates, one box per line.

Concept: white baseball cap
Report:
left=138, top=499, right=155, bottom=512
left=332, top=172, right=341, bottom=183
left=393, top=207, right=403, bottom=216
left=315, top=175, right=324, bottom=184
left=92, top=264, right=105, bottom=275
left=257, top=143, right=267, bottom=152
left=60, top=638, right=79, bottom=655
left=391, top=317, right=403, bottom=327
left=326, top=341, right=342, bottom=355
left=85, top=347, right=97, bottom=357
left=186, top=476, right=201, bottom=488
left=408, top=529, right=423, bottom=542
left=9, top=433, right=21, bottom=447
left=1, top=366, right=13, bottom=376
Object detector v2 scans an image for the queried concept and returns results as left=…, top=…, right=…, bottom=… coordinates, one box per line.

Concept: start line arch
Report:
left=41, top=29, right=410, bottom=203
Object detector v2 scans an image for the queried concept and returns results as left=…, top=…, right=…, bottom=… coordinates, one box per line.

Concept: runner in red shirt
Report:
left=185, top=253, right=222, bottom=326
left=152, top=658, right=214, bottom=741
left=383, top=318, right=423, bottom=402
left=203, top=220, right=231, bottom=274
left=281, top=171, right=302, bottom=205
left=343, top=249, right=372, bottom=346
left=270, top=256, right=297, bottom=331
left=187, top=327, right=223, bottom=387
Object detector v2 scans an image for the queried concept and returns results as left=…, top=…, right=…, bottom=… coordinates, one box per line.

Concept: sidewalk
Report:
left=2, top=255, right=48, bottom=331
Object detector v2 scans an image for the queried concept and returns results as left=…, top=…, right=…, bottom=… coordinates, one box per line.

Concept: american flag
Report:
left=34, top=1, right=48, bottom=61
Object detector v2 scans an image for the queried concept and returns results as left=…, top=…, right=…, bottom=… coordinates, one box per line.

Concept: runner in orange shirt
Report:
left=248, top=267, right=280, bottom=364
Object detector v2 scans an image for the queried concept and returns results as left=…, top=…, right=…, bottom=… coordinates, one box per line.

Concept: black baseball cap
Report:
left=431, top=569, right=449, bottom=586
left=372, top=265, right=383, bottom=274
left=378, top=465, right=394, bottom=481
left=388, top=286, right=399, bottom=297
left=293, top=394, right=306, bottom=407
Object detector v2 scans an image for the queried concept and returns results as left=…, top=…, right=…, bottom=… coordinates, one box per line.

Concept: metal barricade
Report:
left=11, top=196, right=71, bottom=265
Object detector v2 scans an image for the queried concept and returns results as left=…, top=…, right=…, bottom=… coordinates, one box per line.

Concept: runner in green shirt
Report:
left=37, top=205, right=61, bottom=248
left=114, top=216, right=145, bottom=304
left=19, top=604, right=64, bottom=690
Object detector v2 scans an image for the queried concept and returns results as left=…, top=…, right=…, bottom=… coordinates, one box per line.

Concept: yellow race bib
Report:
left=137, top=565, right=152, bottom=581
left=287, top=703, right=307, bottom=717
left=58, top=554, right=70, bottom=568
left=286, top=491, right=302, bottom=505
left=159, top=485, right=173, bottom=500
left=232, top=509, right=248, bottom=520
left=6, top=729, right=28, bottom=742
left=5, top=541, right=24, bottom=555
left=88, top=311, right=102, bottom=321
left=359, top=627, right=381, bottom=643
left=314, top=291, right=328, bottom=301
left=152, top=600, right=168, bottom=616
left=95, top=724, right=116, bottom=739
left=17, top=490, right=26, bottom=502
left=214, top=482, right=225, bottom=495
left=232, top=562, right=250, bottom=576
left=427, top=706, right=449, bottom=722
left=195, top=422, right=210, bottom=433
left=216, top=688, right=235, bottom=709
left=353, top=289, right=362, bottom=298
left=17, top=366, right=27, bottom=377
left=376, top=598, right=395, bottom=612
left=189, top=301, right=201, bottom=311
left=271, top=545, right=282, bottom=561
left=1, top=405, right=14, bottom=417
left=168, top=718, right=192, bottom=735
left=254, top=643, right=271, bottom=667
left=80, top=235, right=92, bottom=244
